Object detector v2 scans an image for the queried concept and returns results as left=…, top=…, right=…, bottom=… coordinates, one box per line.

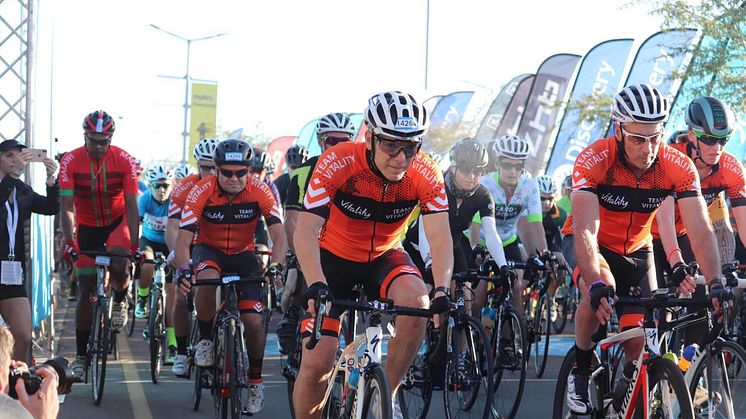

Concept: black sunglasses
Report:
left=321, top=135, right=351, bottom=146
left=151, top=183, right=170, bottom=190
left=374, top=135, right=422, bottom=158
left=86, top=136, right=112, bottom=146
left=219, top=168, right=249, bottom=178
left=694, top=130, right=728, bottom=147
left=499, top=161, right=524, bottom=172
left=457, top=166, right=484, bottom=176
left=199, top=164, right=216, bottom=172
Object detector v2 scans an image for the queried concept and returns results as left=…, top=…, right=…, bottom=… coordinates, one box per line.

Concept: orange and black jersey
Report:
left=180, top=175, right=282, bottom=255
left=302, top=141, right=448, bottom=263
left=561, top=137, right=701, bottom=255
left=168, top=173, right=199, bottom=219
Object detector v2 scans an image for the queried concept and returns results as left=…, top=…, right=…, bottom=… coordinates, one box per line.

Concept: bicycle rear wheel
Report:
left=687, top=339, right=746, bottom=418
left=361, top=364, right=393, bottom=419
left=533, top=294, right=551, bottom=377
left=398, top=334, right=433, bottom=419
left=193, top=366, right=203, bottom=411
left=321, top=374, right=344, bottom=419
left=261, top=284, right=271, bottom=337
left=91, top=300, right=109, bottom=405
left=149, top=289, right=164, bottom=383
left=126, top=282, right=136, bottom=337
left=491, top=306, right=527, bottom=419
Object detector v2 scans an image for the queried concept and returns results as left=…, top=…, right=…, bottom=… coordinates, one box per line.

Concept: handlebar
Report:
left=78, top=250, right=131, bottom=259
left=189, top=275, right=266, bottom=287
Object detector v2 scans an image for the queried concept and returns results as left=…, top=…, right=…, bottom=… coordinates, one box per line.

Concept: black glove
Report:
left=669, top=262, right=689, bottom=287
left=430, top=295, right=451, bottom=315
left=470, top=244, right=487, bottom=261
left=302, top=281, right=333, bottom=309
left=709, top=279, right=734, bottom=304
left=589, top=281, right=612, bottom=311
left=499, top=265, right=512, bottom=282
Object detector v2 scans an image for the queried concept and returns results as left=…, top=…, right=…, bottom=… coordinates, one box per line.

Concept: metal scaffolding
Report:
left=0, top=0, right=34, bottom=144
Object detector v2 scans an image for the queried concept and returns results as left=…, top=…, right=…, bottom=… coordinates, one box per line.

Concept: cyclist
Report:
left=249, top=148, right=282, bottom=250
left=60, top=110, right=140, bottom=381
left=274, top=144, right=309, bottom=208
left=135, top=164, right=177, bottom=362
left=134, top=158, right=147, bottom=195
left=165, top=137, right=219, bottom=377
left=562, top=84, right=728, bottom=415
left=556, top=174, right=572, bottom=214
left=276, top=113, right=356, bottom=355
left=537, top=174, right=567, bottom=321
left=172, top=163, right=194, bottom=185
left=293, top=91, right=452, bottom=419
left=175, top=139, right=286, bottom=414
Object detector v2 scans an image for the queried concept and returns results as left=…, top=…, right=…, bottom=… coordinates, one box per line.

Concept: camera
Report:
left=8, top=356, right=74, bottom=399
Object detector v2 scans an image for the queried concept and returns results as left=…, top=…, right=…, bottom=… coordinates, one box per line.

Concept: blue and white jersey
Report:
left=479, top=171, right=542, bottom=244
left=138, top=190, right=169, bottom=244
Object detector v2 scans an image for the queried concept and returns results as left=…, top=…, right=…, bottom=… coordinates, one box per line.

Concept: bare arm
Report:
left=267, top=223, right=288, bottom=266
left=175, top=229, right=195, bottom=268
left=679, top=195, right=721, bottom=280
left=422, top=212, right=454, bottom=290
left=528, top=220, right=549, bottom=255
left=732, top=206, right=746, bottom=249
left=572, top=191, right=607, bottom=287
left=285, top=209, right=298, bottom=253
left=165, top=218, right=179, bottom=251
left=60, top=196, right=75, bottom=244
left=294, top=211, right=327, bottom=286
left=125, top=194, right=140, bottom=249
left=655, top=196, right=685, bottom=265
left=469, top=221, right=480, bottom=247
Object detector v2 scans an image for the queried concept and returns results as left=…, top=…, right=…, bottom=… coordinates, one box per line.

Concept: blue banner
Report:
left=605, top=29, right=699, bottom=137
left=545, top=39, right=634, bottom=181
left=475, top=74, right=532, bottom=141
left=495, top=75, right=534, bottom=138
left=517, top=54, right=582, bottom=176
left=425, top=91, right=474, bottom=152
left=423, top=95, right=443, bottom=118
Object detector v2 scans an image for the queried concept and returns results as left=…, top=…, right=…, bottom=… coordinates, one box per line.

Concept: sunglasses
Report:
left=219, top=168, right=249, bottom=178
left=693, top=130, right=728, bottom=147
left=499, top=161, right=524, bottom=172
left=541, top=196, right=554, bottom=203
left=321, top=135, right=351, bottom=146
left=151, top=183, right=170, bottom=190
left=199, top=164, right=216, bottom=172
left=620, top=125, right=663, bottom=146
left=374, top=135, right=422, bottom=158
left=457, top=166, right=484, bottom=176
left=86, top=136, right=112, bottom=146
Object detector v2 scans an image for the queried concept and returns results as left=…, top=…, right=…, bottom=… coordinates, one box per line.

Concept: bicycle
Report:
left=306, top=292, right=433, bottom=419
left=521, top=255, right=556, bottom=378
left=552, top=267, right=577, bottom=334
left=141, top=252, right=169, bottom=383
left=78, top=249, right=130, bottom=406
left=190, top=274, right=265, bottom=419
left=552, top=287, right=699, bottom=419
left=255, top=248, right=279, bottom=336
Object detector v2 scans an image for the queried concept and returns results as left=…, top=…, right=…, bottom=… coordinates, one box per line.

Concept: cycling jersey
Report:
left=180, top=175, right=282, bottom=254
left=561, top=137, right=700, bottom=255
left=479, top=171, right=542, bottom=244
left=168, top=173, right=199, bottom=219
left=543, top=204, right=567, bottom=251
left=285, top=156, right=319, bottom=212
left=301, top=141, right=448, bottom=263
left=651, top=143, right=746, bottom=239
left=59, top=145, right=139, bottom=227
left=138, top=190, right=169, bottom=244
left=273, top=172, right=291, bottom=206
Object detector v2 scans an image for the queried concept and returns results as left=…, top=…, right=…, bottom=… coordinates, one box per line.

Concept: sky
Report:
left=25, top=0, right=665, bottom=164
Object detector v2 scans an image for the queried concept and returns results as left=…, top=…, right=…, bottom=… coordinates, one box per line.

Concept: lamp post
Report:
left=149, top=24, right=226, bottom=163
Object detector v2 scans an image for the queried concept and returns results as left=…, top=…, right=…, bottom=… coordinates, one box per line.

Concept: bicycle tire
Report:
left=361, top=364, right=393, bottom=419
left=533, top=293, right=551, bottom=377
left=551, top=346, right=602, bottom=419
left=645, top=357, right=694, bottom=419
left=321, top=374, right=344, bottom=419
left=399, top=334, right=433, bottom=419
left=91, top=300, right=109, bottom=405
left=443, top=315, right=494, bottom=419
left=221, top=320, right=240, bottom=419
left=262, top=284, right=271, bottom=337
left=687, top=339, right=746, bottom=418
left=552, top=283, right=570, bottom=334
left=491, top=305, right=527, bottom=419
left=126, top=283, right=136, bottom=337
left=149, top=288, right=164, bottom=384
left=193, top=366, right=203, bottom=411
left=187, top=312, right=199, bottom=380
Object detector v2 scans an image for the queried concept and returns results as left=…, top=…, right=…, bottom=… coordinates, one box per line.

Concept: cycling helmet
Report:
left=83, top=110, right=115, bottom=135
left=611, top=83, right=669, bottom=124
left=173, top=163, right=194, bottom=180
left=536, top=175, right=557, bottom=195
left=213, top=139, right=254, bottom=166
left=144, top=164, right=173, bottom=182
left=449, top=138, right=489, bottom=169
left=364, top=91, right=428, bottom=140
left=425, top=151, right=442, bottom=165
left=316, top=113, right=356, bottom=136
left=249, top=149, right=272, bottom=171
left=285, top=145, right=309, bottom=167
left=485, top=139, right=500, bottom=171
left=266, top=159, right=276, bottom=176
left=494, top=135, right=530, bottom=160
left=685, top=96, right=735, bottom=138
left=193, top=138, right=220, bottom=161
left=668, top=129, right=689, bottom=145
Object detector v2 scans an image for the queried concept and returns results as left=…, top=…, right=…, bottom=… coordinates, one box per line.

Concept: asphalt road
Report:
left=49, top=294, right=574, bottom=419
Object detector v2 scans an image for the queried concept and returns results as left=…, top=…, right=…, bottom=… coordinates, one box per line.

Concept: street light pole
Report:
left=149, top=24, right=226, bottom=163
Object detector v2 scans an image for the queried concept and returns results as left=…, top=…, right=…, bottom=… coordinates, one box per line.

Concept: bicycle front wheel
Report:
left=687, top=339, right=746, bottom=418
left=149, top=289, right=164, bottom=383
left=646, top=356, right=693, bottom=419
left=552, top=282, right=570, bottom=334
left=551, top=346, right=602, bottom=419
left=91, top=300, right=109, bottom=405
left=361, top=364, right=393, bottom=419
left=492, top=306, right=527, bottom=419
left=533, top=294, right=551, bottom=377
left=126, top=282, right=136, bottom=337
left=398, top=333, right=433, bottom=419
left=218, top=320, right=241, bottom=419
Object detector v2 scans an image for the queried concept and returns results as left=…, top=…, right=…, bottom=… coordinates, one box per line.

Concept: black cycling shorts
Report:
left=0, top=284, right=26, bottom=300
left=504, top=240, right=522, bottom=263
left=191, top=244, right=262, bottom=314
left=139, top=237, right=173, bottom=283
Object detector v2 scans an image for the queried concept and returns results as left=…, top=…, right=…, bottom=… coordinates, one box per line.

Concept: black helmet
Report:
left=685, top=96, right=735, bottom=138
left=449, top=138, right=489, bottom=169
left=285, top=145, right=309, bottom=167
left=213, top=139, right=254, bottom=166
left=249, top=149, right=272, bottom=171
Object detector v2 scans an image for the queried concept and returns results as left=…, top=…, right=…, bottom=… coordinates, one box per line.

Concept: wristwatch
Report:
left=433, top=286, right=451, bottom=297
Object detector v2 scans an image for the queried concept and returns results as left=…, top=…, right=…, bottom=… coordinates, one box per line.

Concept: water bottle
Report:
left=348, top=368, right=360, bottom=390
left=481, top=307, right=496, bottom=333
left=678, top=344, right=699, bottom=372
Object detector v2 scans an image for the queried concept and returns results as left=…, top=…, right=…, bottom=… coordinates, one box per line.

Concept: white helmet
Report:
left=316, top=113, right=356, bottom=136
left=193, top=138, right=220, bottom=161
left=364, top=91, right=428, bottom=141
left=611, top=83, right=669, bottom=124
left=173, top=163, right=194, bottom=180
left=494, top=135, right=530, bottom=160
left=536, top=175, right=557, bottom=195
left=144, top=164, right=173, bottom=182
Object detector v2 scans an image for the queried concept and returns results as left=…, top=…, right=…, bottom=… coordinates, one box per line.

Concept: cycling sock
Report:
left=574, top=345, right=594, bottom=372
left=167, top=327, right=177, bottom=348
left=76, top=330, right=90, bottom=357
left=249, top=356, right=263, bottom=383
left=198, top=319, right=213, bottom=341
left=113, top=288, right=128, bottom=303
left=176, top=336, right=188, bottom=355
left=137, top=286, right=149, bottom=298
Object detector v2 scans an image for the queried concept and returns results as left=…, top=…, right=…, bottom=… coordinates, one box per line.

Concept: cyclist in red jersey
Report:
left=293, top=91, right=453, bottom=419
left=175, top=139, right=286, bottom=414
left=164, top=138, right=219, bottom=377
left=60, top=110, right=140, bottom=381
left=562, top=85, right=729, bottom=415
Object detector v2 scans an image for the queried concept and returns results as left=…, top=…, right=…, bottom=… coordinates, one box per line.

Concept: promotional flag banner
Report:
left=516, top=54, right=582, bottom=176
left=296, top=118, right=320, bottom=156
left=425, top=91, right=474, bottom=153
left=267, top=136, right=297, bottom=180
left=423, top=95, right=443, bottom=118
left=495, top=76, right=534, bottom=138
left=604, top=29, right=699, bottom=137
left=545, top=39, right=634, bottom=181
left=188, top=82, right=218, bottom=166
left=475, top=74, right=532, bottom=142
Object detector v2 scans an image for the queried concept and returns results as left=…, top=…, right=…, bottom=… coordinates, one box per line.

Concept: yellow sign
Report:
left=189, top=82, right=218, bottom=165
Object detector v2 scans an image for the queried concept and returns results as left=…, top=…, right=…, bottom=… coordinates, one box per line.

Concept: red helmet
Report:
left=82, top=110, right=115, bottom=136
